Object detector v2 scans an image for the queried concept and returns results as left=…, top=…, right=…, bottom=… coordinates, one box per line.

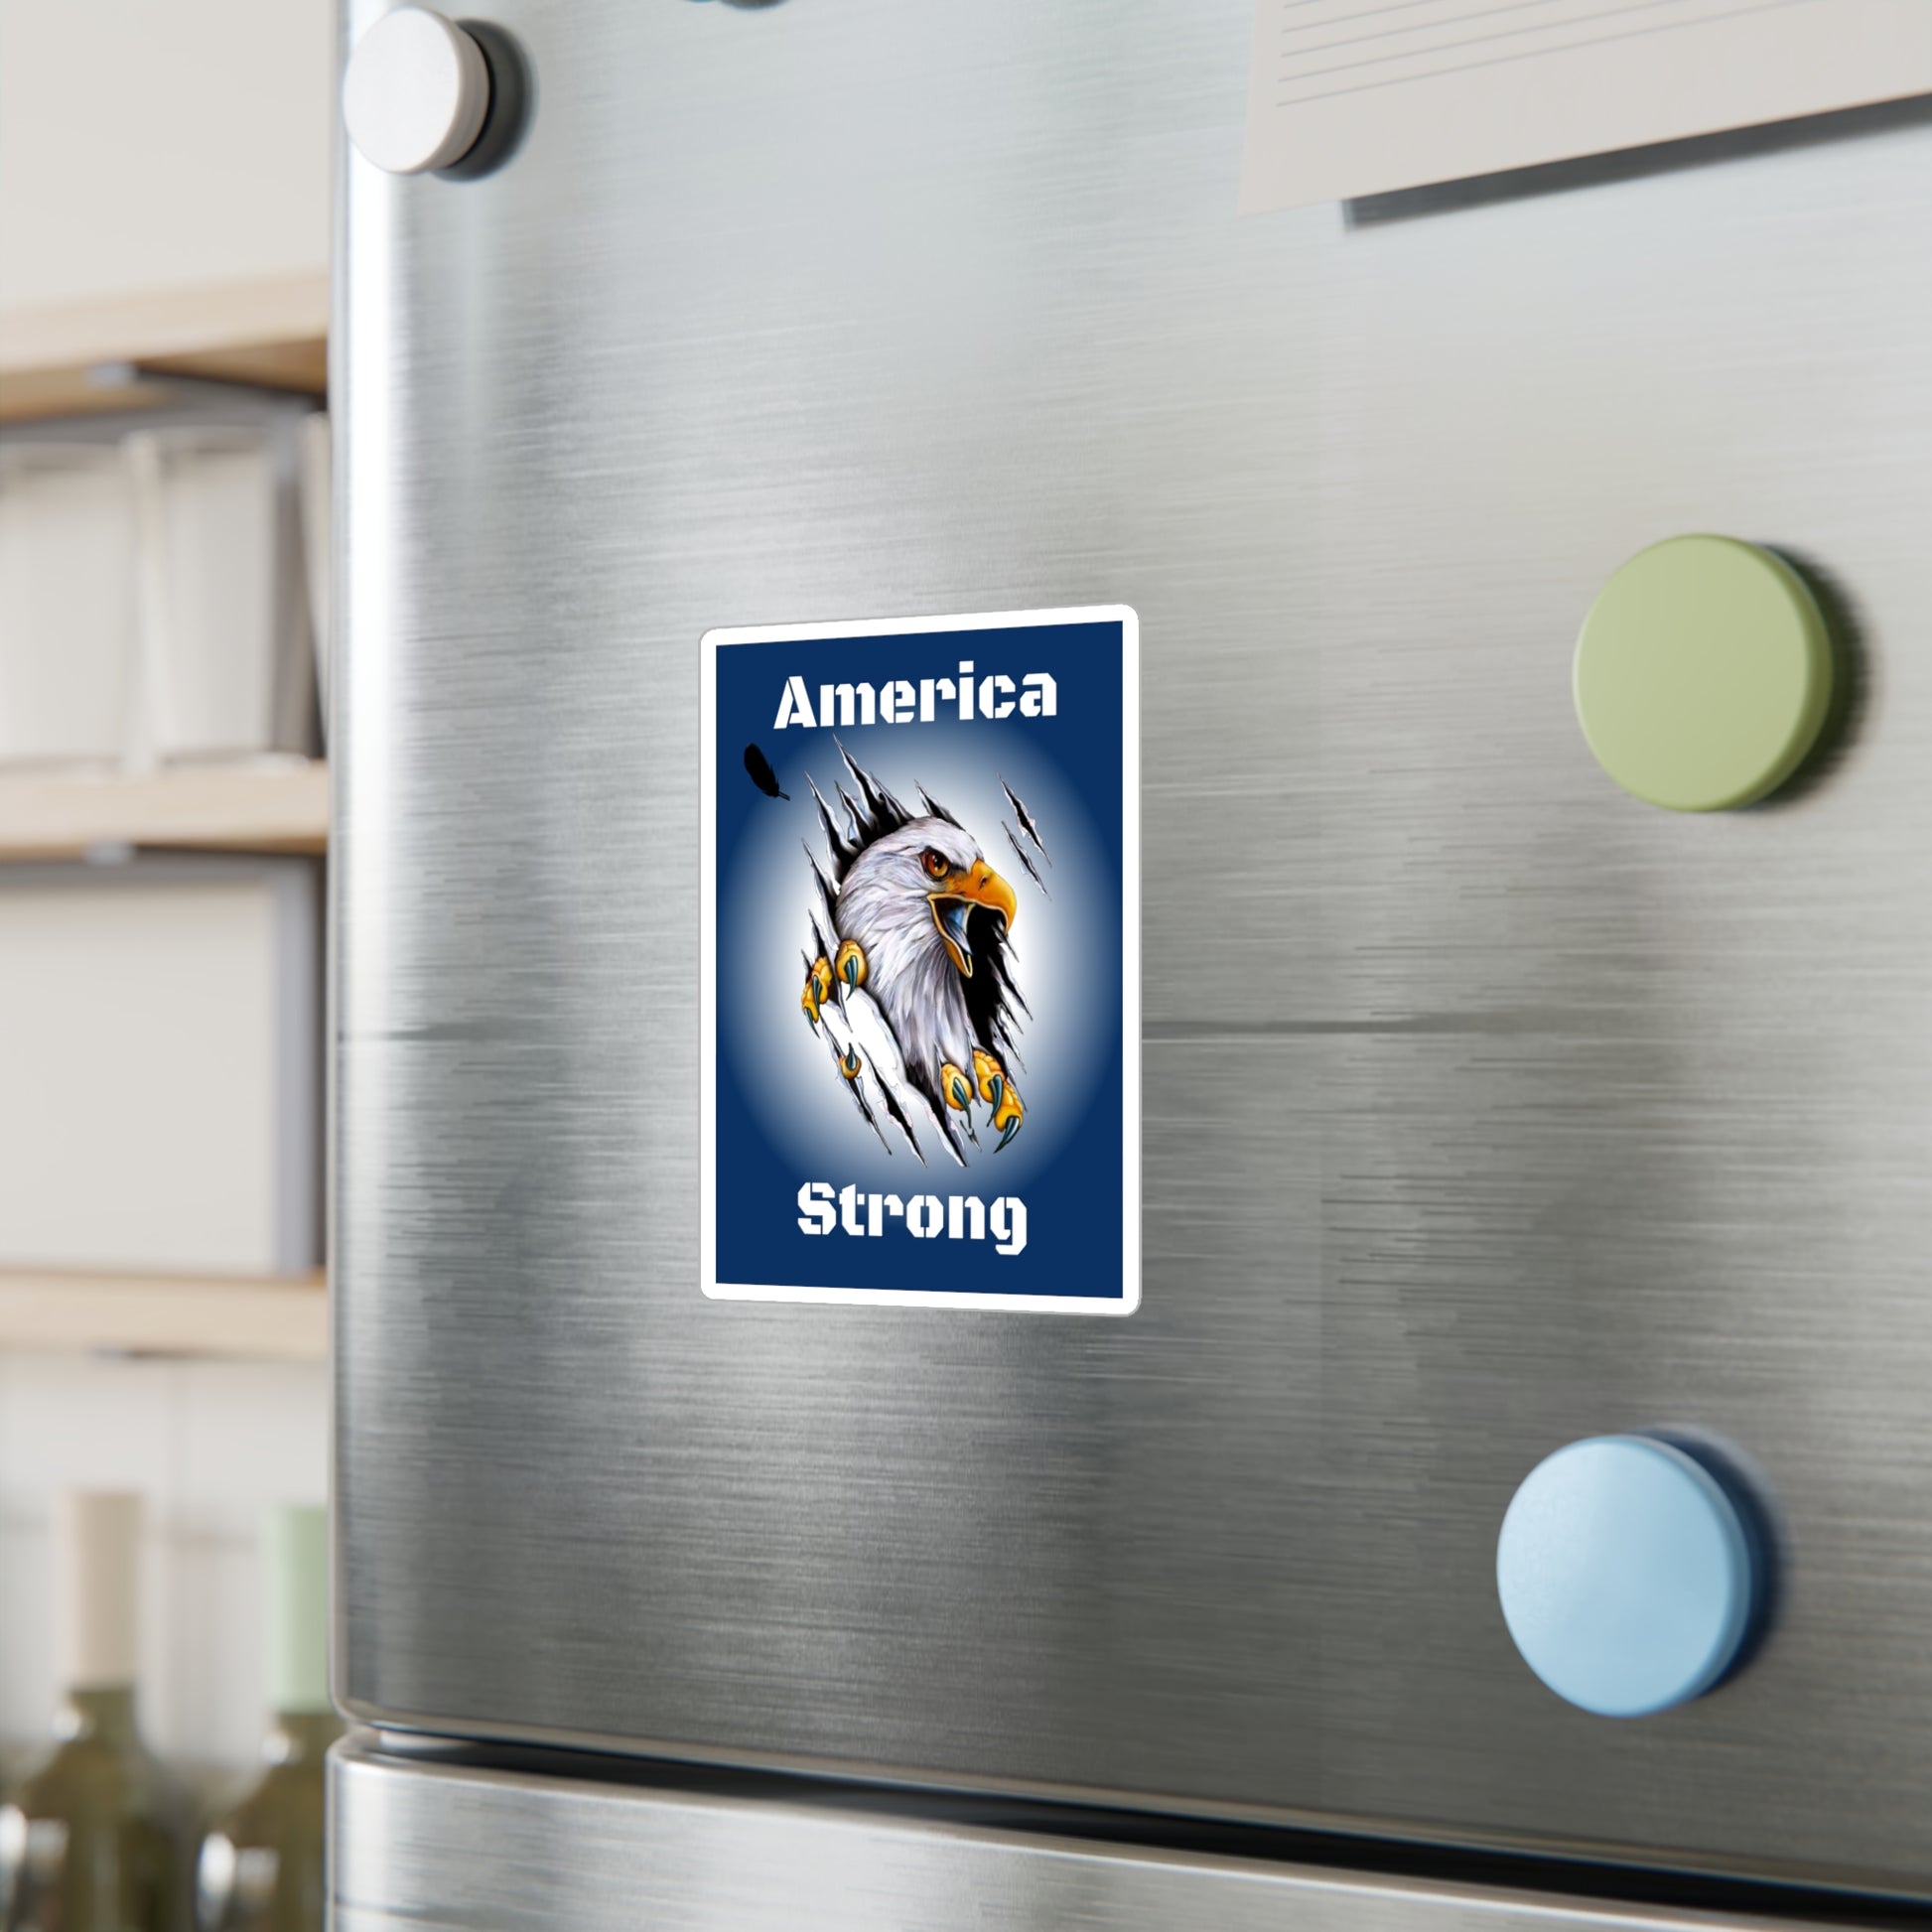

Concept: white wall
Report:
left=0, top=0, right=334, bottom=316
left=0, top=1350, right=329, bottom=1767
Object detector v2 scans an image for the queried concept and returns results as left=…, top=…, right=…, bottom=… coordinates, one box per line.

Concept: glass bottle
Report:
left=195, top=1508, right=339, bottom=1932
left=1, top=1490, right=188, bottom=1931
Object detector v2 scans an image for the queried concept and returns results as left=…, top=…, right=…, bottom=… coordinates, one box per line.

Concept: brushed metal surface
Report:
left=336, top=0, right=1932, bottom=1894
left=329, top=1741, right=1877, bottom=1932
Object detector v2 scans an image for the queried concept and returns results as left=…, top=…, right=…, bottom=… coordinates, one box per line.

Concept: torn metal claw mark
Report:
left=875, top=1074, right=927, bottom=1166
left=1000, top=776, right=1050, bottom=863
left=1003, top=822, right=1050, bottom=898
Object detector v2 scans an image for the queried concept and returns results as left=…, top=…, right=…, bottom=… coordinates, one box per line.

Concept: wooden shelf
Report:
left=0, top=1269, right=327, bottom=1362
left=0, top=273, right=328, bottom=423
left=0, top=761, right=329, bottom=861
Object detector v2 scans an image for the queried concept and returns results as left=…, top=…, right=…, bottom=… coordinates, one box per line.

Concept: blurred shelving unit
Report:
left=0, top=279, right=332, bottom=1362
left=0, top=272, right=329, bottom=424
left=0, top=764, right=331, bottom=1361
left=0, top=759, right=330, bottom=860
left=0, top=0, right=336, bottom=1767
left=0, top=1268, right=327, bottom=1362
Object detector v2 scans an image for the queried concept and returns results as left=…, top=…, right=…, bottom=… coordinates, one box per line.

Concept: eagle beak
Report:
left=929, top=860, right=1018, bottom=977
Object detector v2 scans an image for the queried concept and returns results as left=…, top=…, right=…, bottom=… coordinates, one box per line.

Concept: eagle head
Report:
left=836, top=818, right=1018, bottom=987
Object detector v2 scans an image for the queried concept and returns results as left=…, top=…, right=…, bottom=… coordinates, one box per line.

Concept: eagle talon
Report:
left=835, top=939, right=868, bottom=991
left=839, top=1045, right=863, bottom=1080
left=970, top=1049, right=1003, bottom=1106
left=971, top=1048, right=1024, bottom=1149
left=941, top=1061, right=974, bottom=1116
left=801, top=956, right=833, bottom=1030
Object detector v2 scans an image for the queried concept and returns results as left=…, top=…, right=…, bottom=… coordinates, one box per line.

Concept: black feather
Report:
left=744, top=743, right=789, bottom=800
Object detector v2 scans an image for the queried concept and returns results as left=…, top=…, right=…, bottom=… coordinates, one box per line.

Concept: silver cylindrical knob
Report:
left=344, top=8, right=491, bottom=176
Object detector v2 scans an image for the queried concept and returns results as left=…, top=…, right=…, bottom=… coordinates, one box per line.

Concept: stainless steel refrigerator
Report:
left=329, top=2, right=1932, bottom=1926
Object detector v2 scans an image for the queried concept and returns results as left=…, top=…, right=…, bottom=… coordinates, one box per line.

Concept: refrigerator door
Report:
left=335, top=0, right=1932, bottom=1896
left=329, top=1742, right=1879, bottom=1932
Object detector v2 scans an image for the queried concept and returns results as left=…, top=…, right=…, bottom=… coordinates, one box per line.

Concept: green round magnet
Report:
left=1574, top=535, right=1834, bottom=811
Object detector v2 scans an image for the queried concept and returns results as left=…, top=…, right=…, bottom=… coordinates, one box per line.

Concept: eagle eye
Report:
left=919, top=848, right=950, bottom=880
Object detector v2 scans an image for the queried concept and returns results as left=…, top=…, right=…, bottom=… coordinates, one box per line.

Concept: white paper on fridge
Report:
left=1240, top=0, right=1932, bottom=212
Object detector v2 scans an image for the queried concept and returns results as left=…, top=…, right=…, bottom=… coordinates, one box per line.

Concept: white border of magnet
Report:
left=699, top=605, right=1141, bottom=1315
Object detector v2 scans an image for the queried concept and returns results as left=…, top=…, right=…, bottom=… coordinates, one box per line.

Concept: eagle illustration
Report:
left=797, top=744, right=1033, bottom=1162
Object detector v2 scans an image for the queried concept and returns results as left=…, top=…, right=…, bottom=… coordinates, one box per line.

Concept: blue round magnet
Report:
left=1495, top=1435, right=1759, bottom=1719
